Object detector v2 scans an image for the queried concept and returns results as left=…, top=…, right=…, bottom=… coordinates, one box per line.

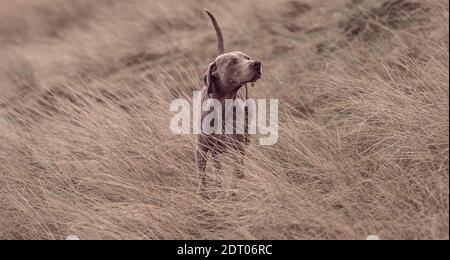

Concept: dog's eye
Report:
left=245, top=57, right=250, bottom=60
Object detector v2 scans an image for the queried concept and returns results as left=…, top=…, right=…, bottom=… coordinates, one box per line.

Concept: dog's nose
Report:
left=251, top=61, right=262, bottom=70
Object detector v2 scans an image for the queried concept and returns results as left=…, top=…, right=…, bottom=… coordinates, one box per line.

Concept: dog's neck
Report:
left=209, top=79, right=244, bottom=101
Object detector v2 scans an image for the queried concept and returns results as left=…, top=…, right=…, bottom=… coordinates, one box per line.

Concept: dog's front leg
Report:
left=196, top=148, right=207, bottom=173
left=233, top=148, right=245, bottom=179
left=211, top=152, right=224, bottom=188
left=196, top=147, right=209, bottom=195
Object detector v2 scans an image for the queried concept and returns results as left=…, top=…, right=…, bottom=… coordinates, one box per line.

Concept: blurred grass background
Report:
left=0, top=0, right=448, bottom=239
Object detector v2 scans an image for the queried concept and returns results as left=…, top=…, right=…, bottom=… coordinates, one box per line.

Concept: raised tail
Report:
left=204, top=9, right=224, bottom=56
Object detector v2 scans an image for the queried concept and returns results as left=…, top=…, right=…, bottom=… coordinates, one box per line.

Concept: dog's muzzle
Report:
left=250, top=61, right=262, bottom=81
left=251, top=61, right=262, bottom=70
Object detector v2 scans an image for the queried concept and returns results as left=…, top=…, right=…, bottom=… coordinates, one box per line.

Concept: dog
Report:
left=196, top=9, right=262, bottom=191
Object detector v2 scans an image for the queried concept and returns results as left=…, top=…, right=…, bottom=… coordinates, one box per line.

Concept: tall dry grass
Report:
left=0, top=0, right=448, bottom=239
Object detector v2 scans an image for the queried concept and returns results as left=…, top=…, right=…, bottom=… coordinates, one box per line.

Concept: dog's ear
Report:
left=203, top=62, right=219, bottom=98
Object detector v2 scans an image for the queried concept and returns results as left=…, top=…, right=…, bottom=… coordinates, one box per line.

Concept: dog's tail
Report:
left=204, top=9, right=224, bottom=56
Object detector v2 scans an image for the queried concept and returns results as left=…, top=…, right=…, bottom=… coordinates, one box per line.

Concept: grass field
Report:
left=0, top=0, right=448, bottom=240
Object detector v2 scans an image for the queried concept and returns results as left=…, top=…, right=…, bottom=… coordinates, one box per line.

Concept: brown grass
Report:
left=0, top=0, right=448, bottom=240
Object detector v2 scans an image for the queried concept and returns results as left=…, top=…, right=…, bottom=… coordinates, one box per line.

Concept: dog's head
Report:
left=204, top=52, right=262, bottom=98
left=203, top=10, right=262, bottom=98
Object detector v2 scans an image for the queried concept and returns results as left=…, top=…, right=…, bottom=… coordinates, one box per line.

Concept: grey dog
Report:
left=196, top=9, right=262, bottom=190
